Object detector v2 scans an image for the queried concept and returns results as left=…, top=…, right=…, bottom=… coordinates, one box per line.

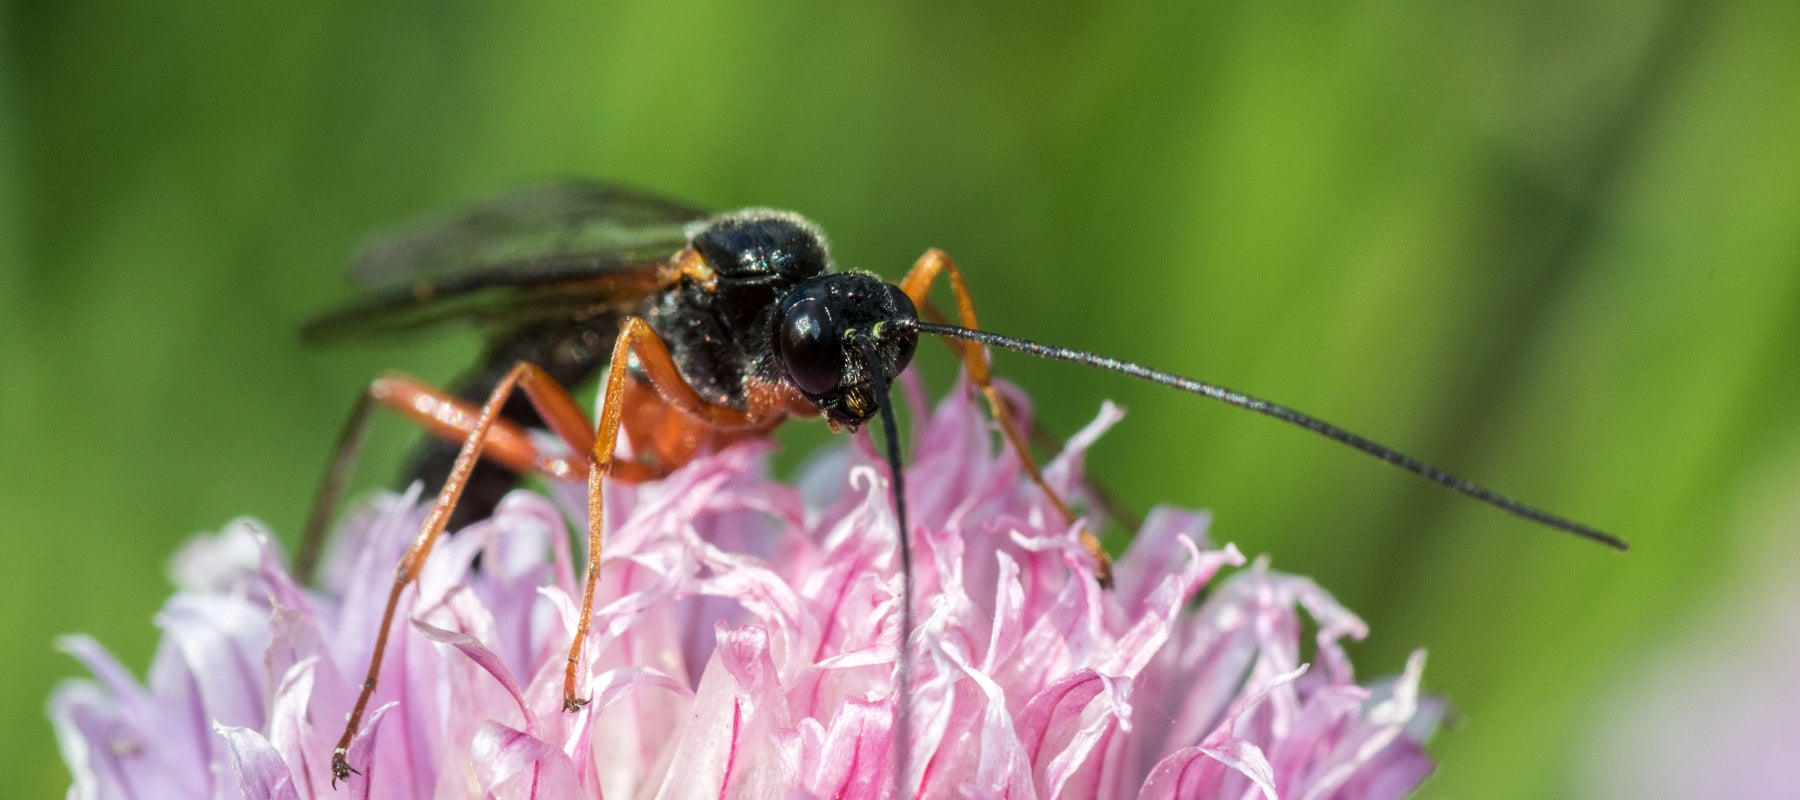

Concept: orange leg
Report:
left=352, top=374, right=687, bottom=485
left=561, top=317, right=772, bottom=712
left=326, top=318, right=786, bottom=783
left=296, top=371, right=597, bottom=583
left=330, top=361, right=587, bottom=786
left=900, top=249, right=1115, bottom=587
left=297, top=353, right=750, bottom=585
left=372, top=373, right=588, bottom=476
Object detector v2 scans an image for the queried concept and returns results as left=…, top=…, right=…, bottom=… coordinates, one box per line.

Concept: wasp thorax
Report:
left=775, top=273, right=919, bottom=427
left=690, top=210, right=830, bottom=281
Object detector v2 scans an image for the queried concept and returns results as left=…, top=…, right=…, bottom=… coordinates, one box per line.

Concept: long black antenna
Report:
left=912, top=321, right=1627, bottom=551
left=853, top=335, right=916, bottom=798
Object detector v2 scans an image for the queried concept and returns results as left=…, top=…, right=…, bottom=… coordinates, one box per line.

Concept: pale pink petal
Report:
left=265, top=658, right=324, bottom=800
left=690, top=537, right=814, bottom=681
left=1281, top=650, right=1434, bottom=800
left=150, top=593, right=272, bottom=785
left=471, top=721, right=588, bottom=800
left=905, top=376, right=1003, bottom=527
left=717, top=623, right=802, bottom=794
left=216, top=722, right=300, bottom=800
left=336, top=701, right=401, bottom=800
left=323, top=486, right=426, bottom=642
left=933, top=636, right=1036, bottom=799
left=800, top=697, right=895, bottom=800
left=1014, top=668, right=1132, bottom=797
left=1197, top=738, right=1278, bottom=800
left=409, top=618, right=535, bottom=732
left=1143, top=664, right=1309, bottom=800
left=1098, top=537, right=1236, bottom=678
left=982, top=552, right=1026, bottom=675
left=583, top=665, right=695, bottom=799
left=168, top=518, right=266, bottom=595
left=51, top=678, right=203, bottom=800
left=1139, top=747, right=1234, bottom=800
left=1038, top=399, right=1126, bottom=535
left=908, top=672, right=993, bottom=798
left=55, top=635, right=154, bottom=730
left=651, top=623, right=800, bottom=799
left=1112, top=507, right=1214, bottom=611
left=991, top=559, right=1100, bottom=701
left=265, top=596, right=336, bottom=719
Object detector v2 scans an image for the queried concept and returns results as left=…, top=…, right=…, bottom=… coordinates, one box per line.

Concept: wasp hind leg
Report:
left=295, top=369, right=600, bottom=584
left=325, top=362, right=597, bottom=786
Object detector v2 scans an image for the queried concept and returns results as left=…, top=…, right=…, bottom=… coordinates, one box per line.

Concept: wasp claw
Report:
left=330, top=753, right=361, bottom=789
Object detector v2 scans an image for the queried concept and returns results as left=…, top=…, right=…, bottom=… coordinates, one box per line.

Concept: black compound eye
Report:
left=881, top=284, right=920, bottom=379
left=884, top=282, right=917, bottom=323
left=778, top=297, right=843, bottom=395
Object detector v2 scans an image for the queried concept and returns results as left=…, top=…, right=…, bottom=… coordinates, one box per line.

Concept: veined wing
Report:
left=304, top=182, right=710, bottom=343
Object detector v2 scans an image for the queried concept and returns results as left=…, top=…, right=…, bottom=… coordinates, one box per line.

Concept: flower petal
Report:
left=216, top=722, right=300, bottom=800
left=50, top=677, right=203, bottom=800
left=337, top=701, right=402, bottom=800
left=410, top=617, right=535, bottom=732
left=650, top=624, right=799, bottom=799
left=471, top=721, right=587, bottom=800
left=800, top=697, right=895, bottom=800
left=1013, top=668, right=1134, bottom=798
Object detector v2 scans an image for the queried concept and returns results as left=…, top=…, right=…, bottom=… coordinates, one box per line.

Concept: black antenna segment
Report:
left=911, top=321, right=1627, bottom=551
left=853, top=333, right=916, bottom=798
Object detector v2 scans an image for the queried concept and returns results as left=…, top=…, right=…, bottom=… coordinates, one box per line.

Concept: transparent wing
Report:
left=346, top=182, right=708, bottom=290
left=304, top=182, right=710, bottom=343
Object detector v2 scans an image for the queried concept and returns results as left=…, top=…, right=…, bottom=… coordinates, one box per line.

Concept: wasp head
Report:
left=775, top=273, right=919, bottom=429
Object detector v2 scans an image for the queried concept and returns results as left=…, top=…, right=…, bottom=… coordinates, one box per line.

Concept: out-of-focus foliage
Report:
left=4, top=2, right=1795, bottom=797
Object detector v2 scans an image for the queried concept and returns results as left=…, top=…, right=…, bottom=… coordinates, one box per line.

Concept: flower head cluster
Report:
left=52, top=377, right=1437, bottom=799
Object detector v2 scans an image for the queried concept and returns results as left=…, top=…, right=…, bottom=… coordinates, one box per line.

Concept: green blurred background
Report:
left=6, top=1, right=1797, bottom=797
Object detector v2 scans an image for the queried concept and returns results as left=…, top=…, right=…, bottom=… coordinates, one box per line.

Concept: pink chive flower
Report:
left=51, top=376, right=1439, bottom=799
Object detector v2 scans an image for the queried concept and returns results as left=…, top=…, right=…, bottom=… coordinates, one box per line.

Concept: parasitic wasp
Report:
left=300, top=181, right=1626, bottom=786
